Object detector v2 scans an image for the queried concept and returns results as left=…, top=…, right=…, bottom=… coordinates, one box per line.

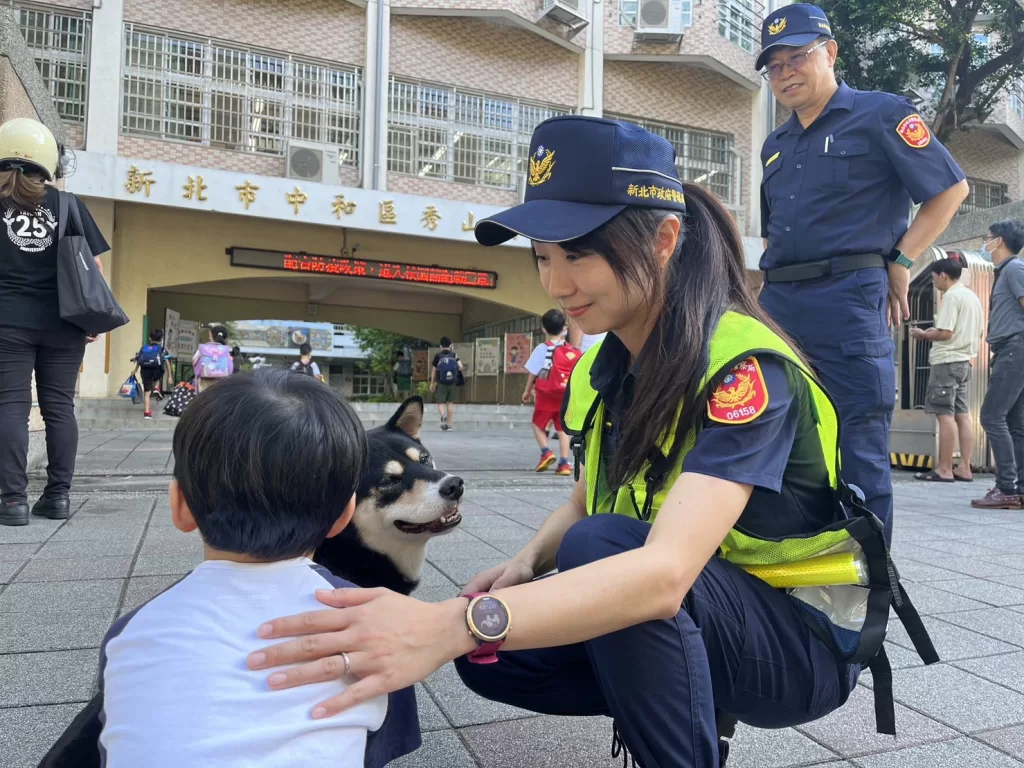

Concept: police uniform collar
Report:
left=588, top=332, right=639, bottom=403
left=779, top=82, right=854, bottom=136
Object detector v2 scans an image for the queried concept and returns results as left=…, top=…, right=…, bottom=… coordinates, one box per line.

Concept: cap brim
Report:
left=755, top=33, right=822, bottom=70
left=474, top=199, right=627, bottom=247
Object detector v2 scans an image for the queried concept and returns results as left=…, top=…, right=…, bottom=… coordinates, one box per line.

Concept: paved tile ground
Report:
left=4, top=430, right=1024, bottom=766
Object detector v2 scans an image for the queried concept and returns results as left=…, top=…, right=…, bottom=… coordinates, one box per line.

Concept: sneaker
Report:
left=144, top=411, right=153, bottom=420
left=0, top=501, right=29, bottom=527
left=440, top=414, right=448, bottom=431
left=535, top=451, right=556, bottom=472
left=555, top=461, right=572, bottom=476
left=971, top=487, right=1022, bottom=510
left=32, top=496, right=71, bottom=520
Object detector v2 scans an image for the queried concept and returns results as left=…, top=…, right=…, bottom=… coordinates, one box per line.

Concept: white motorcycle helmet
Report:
left=0, top=118, right=59, bottom=181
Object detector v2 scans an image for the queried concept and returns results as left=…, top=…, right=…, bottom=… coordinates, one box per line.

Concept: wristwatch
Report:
left=463, top=593, right=511, bottom=664
left=887, top=247, right=914, bottom=269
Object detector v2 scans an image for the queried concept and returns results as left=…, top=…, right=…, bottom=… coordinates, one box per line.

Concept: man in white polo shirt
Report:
left=911, top=254, right=983, bottom=483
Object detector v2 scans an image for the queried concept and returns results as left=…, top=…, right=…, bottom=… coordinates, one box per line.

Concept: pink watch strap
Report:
left=464, top=593, right=506, bottom=665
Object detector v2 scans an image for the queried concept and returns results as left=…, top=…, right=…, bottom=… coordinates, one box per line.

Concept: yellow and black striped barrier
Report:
left=889, top=452, right=934, bottom=470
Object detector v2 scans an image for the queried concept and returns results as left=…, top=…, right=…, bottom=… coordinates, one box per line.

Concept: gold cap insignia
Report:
left=529, top=146, right=555, bottom=187
left=768, top=17, right=787, bottom=35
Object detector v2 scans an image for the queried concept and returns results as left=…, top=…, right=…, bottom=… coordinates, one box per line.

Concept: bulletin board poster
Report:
left=164, top=308, right=181, bottom=357
left=504, top=333, right=532, bottom=374
left=475, top=338, right=501, bottom=376
left=177, top=320, right=199, bottom=359
left=453, top=342, right=475, bottom=378
left=412, top=349, right=429, bottom=382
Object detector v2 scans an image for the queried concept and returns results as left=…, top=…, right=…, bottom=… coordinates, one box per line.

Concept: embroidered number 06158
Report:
left=14, top=215, right=48, bottom=239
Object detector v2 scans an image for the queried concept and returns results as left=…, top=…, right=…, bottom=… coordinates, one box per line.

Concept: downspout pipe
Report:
left=372, top=0, right=385, bottom=189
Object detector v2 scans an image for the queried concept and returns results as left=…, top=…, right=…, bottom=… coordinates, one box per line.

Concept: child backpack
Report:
left=291, top=360, right=315, bottom=377
left=396, top=358, right=413, bottom=377
left=194, top=343, right=233, bottom=378
left=535, top=340, right=580, bottom=396
left=164, top=381, right=196, bottom=417
left=437, top=352, right=459, bottom=385
left=138, top=344, right=163, bottom=370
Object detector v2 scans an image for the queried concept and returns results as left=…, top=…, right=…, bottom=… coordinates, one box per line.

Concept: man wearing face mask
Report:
left=756, top=4, right=970, bottom=542
left=974, top=220, right=1024, bottom=509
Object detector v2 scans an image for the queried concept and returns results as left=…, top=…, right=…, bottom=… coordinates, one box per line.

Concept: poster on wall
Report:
left=412, top=349, right=429, bottom=382
left=475, top=338, right=500, bottom=376
left=503, top=333, right=533, bottom=374
left=164, top=308, right=181, bottom=357
left=453, top=342, right=475, bottom=378
left=177, top=320, right=199, bottom=359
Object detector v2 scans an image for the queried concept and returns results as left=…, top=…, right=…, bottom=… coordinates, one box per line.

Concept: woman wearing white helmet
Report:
left=0, top=118, right=110, bottom=527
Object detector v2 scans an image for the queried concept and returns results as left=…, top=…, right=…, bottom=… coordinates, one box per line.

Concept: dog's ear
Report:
left=387, top=396, right=424, bottom=441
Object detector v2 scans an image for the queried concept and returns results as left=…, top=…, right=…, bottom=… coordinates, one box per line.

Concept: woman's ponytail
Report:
left=0, top=166, right=47, bottom=209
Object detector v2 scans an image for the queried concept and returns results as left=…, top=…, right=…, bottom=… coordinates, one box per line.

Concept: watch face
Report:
left=470, top=596, right=509, bottom=641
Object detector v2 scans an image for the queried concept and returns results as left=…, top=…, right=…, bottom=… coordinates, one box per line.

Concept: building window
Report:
left=352, top=367, right=386, bottom=397
left=1012, top=79, right=1024, bottom=121
left=718, top=0, right=759, bottom=54
left=618, top=0, right=693, bottom=28
left=606, top=114, right=737, bottom=204
left=16, top=3, right=91, bottom=124
left=121, top=24, right=361, bottom=165
left=387, top=78, right=569, bottom=191
left=961, top=178, right=1008, bottom=214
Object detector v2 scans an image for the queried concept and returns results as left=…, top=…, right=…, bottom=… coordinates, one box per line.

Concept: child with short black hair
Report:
left=523, top=309, right=579, bottom=474
left=97, top=369, right=421, bottom=768
left=134, top=327, right=170, bottom=419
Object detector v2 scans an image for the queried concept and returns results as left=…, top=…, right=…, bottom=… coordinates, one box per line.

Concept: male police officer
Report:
left=756, top=4, right=969, bottom=542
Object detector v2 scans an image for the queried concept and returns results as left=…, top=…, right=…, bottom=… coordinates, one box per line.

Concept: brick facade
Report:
left=387, top=173, right=517, bottom=207
left=946, top=129, right=1020, bottom=203
left=390, top=0, right=587, bottom=49
left=123, top=0, right=365, bottom=64
left=34, top=0, right=93, bottom=9
left=65, top=121, right=84, bottom=150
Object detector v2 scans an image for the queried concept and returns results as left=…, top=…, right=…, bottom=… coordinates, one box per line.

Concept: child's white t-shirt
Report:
left=98, top=558, right=416, bottom=767
left=525, top=342, right=553, bottom=377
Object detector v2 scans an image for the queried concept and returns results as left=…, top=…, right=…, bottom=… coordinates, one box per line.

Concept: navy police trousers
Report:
left=760, top=268, right=896, bottom=543
left=454, top=514, right=857, bottom=768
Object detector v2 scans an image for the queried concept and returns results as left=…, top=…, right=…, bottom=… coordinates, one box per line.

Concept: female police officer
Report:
left=248, top=116, right=934, bottom=767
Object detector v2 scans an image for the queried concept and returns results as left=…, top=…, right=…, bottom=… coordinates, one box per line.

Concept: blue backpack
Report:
left=437, top=352, right=458, bottom=385
left=138, top=344, right=163, bottom=370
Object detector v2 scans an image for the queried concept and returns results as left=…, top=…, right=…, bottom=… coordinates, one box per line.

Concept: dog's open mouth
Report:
left=394, top=507, right=462, bottom=534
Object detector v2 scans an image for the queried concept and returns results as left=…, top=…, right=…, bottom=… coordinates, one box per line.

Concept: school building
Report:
left=6, top=0, right=1024, bottom=399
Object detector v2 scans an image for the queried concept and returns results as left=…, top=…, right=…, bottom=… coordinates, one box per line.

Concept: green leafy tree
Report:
left=350, top=326, right=422, bottom=400
left=819, top=0, right=1024, bottom=142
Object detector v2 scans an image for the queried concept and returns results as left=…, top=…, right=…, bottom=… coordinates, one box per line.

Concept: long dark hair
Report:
left=563, top=183, right=804, bottom=489
left=0, top=166, right=46, bottom=209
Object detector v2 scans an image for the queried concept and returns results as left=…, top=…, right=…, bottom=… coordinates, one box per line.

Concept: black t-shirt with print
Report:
left=0, top=187, right=110, bottom=330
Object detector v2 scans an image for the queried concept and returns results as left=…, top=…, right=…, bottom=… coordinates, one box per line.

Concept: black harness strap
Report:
left=867, top=646, right=896, bottom=736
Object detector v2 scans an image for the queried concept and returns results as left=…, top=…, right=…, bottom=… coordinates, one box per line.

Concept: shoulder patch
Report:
left=896, top=114, right=931, bottom=149
left=708, top=357, right=769, bottom=425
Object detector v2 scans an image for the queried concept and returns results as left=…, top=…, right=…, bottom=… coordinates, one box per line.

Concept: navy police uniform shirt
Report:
left=590, top=334, right=835, bottom=537
left=759, top=82, right=965, bottom=270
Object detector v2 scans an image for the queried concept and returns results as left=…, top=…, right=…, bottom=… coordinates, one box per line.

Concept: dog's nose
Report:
left=439, top=475, right=464, bottom=501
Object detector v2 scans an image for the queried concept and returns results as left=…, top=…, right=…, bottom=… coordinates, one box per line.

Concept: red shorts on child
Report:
left=532, top=394, right=564, bottom=432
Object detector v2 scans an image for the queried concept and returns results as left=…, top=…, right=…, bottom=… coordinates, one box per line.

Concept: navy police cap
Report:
left=755, top=3, right=833, bottom=71
left=474, top=115, right=686, bottom=248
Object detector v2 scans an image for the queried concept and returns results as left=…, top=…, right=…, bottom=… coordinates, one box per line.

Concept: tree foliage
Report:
left=350, top=326, right=422, bottom=398
left=818, top=0, right=1024, bottom=142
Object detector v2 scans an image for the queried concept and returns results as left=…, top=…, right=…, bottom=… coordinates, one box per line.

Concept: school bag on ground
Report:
left=194, top=343, right=233, bottom=378
left=535, top=340, right=580, bottom=396
left=137, top=344, right=163, bottom=370
left=437, top=352, right=459, bottom=385
left=163, top=381, right=196, bottom=417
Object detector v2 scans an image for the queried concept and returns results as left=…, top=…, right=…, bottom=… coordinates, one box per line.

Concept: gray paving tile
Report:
left=0, top=648, right=99, bottom=706
left=497, top=510, right=552, bottom=530
left=138, top=532, right=205, bottom=557
left=726, top=723, right=839, bottom=768
left=119, top=575, right=182, bottom=615
left=850, top=737, right=1022, bottom=768
left=0, top=543, right=39, bottom=561
left=461, top=715, right=622, bottom=768
left=390, top=729, right=477, bottom=768
left=929, top=578, right=1024, bottom=607
left=427, top=535, right=505, bottom=561
left=895, top=559, right=966, bottom=583
left=797, top=685, right=957, bottom=757
left=33, top=537, right=140, bottom=559
left=897, top=583, right=990, bottom=615
left=0, top=579, right=124, bottom=614
left=0, top=518, right=64, bottom=544
left=48, top=520, right=146, bottom=542
left=988, top=573, right=1024, bottom=591
left=902, top=551, right=1023, bottom=579
left=75, top=497, right=155, bottom=517
left=0, top=703, right=88, bottom=768
left=417, top=684, right=451, bottom=732
left=885, top=616, right=1018, bottom=661
left=954, top=651, right=1024, bottom=695
left=430, top=558, right=507, bottom=587
left=939, top=608, right=1024, bottom=648
left=981, top=553, right=1024, bottom=570
left=881, top=642, right=929, bottom=670
left=917, top=539, right=1003, bottom=557
left=14, top=556, right=133, bottom=583
left=131, top=552, right=202, bottom=577
left=423, top=661, right=534, bottom=728
left=412, top=583, right=462, bottom=603
left=0, top=609, right=113, bottom=652
left=0, top=559, right=22, bottom=583
left=888, top=664, right=1024, bottom=732
left=417, top=562, right=459, bottom=589
left=978, top=725, right=1024, bottom=760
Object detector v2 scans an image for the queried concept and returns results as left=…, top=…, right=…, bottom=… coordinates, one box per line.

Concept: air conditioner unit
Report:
left=635, top=0, right=686, bottom=41
left=286, top=140, right=342, bottom=186
left=538, top=0, right=589, bottom=29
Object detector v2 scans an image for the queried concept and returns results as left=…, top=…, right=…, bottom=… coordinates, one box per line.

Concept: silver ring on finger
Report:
left=340, top=651, right=351, bottom=677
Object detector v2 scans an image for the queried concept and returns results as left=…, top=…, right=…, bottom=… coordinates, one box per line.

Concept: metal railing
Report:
left=960, top=177, right=1008, bottom=215
left=13, top=2, right=91, bottom=124
left=121, top=24, right=361, bottom=165
left=387, top=77, right=569, bottom=191
left=718, top=0, right=761, bottom=54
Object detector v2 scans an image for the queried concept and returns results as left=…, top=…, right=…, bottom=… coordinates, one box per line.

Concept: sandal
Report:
left=914, top=470, right=954, bottom=482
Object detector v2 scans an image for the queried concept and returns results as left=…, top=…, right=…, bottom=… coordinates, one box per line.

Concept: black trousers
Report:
left=0, top=326, right=86, bottom=504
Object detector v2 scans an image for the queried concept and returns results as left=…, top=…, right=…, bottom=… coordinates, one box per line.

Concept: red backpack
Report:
left=534, top=340, right=581, bottom=396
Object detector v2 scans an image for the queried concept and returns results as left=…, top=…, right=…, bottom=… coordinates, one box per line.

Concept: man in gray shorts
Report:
left=911, top=254, right=983, bottom=483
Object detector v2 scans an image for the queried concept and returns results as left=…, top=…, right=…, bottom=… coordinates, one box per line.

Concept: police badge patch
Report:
left=708, top=357, right=769, bottom=424
left=896, top=114, right=931, bottom=149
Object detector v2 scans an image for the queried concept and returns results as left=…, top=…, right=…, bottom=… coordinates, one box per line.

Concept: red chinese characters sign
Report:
left=229, top=248, right=497, bottom=289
